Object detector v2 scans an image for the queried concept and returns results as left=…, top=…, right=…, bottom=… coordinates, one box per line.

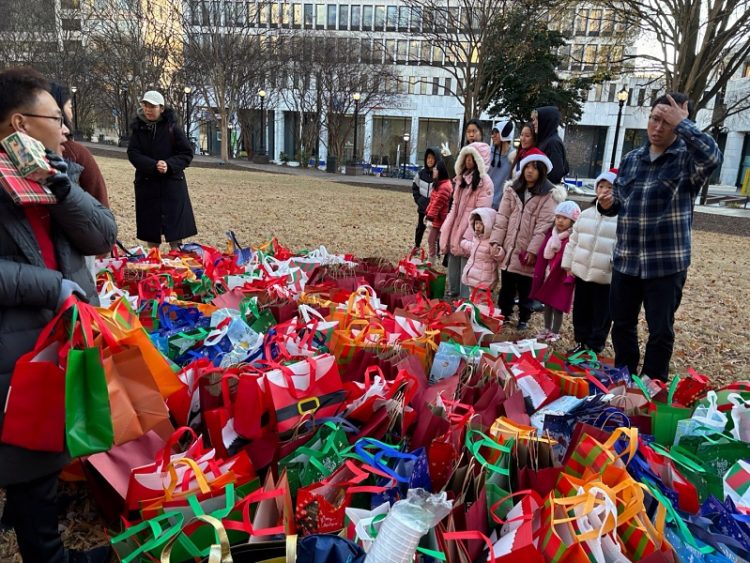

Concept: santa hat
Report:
left=492, top=120, right=514, bottom=141
left=554, top=200, right=581, bottom=222
left=518, top=148, right=553, bottom=174
left=595, top=168, right=618, bottom=187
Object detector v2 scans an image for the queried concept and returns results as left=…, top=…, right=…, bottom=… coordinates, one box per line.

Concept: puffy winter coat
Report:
left=128, top=108, right=197, bottom=243
left=530, top=230, right=575, bottom=313
left=425, top=179, right=453, bottom=229
left=535, top=106, right=570, bottom=184
left=0, top=167, right=117, bottom=486
left=412, top=146, right=441, bottom=214
left=489, top=180, right=567, bottom=276
left=440, top=142, right=494, bottom=256
left=561, top=203, right=617, bottom=284
left=460, top=208, right=498, bottom=289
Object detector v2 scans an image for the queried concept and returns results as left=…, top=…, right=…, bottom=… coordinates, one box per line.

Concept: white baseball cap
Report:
left=141, top=90, right=165, bottom=106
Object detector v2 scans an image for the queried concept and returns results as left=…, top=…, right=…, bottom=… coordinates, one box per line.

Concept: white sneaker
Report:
left=535, top=328, right=550, bottom=340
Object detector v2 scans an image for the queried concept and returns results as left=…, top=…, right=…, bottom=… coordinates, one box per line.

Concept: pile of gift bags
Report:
left=3, top=233, right=750, bottom=562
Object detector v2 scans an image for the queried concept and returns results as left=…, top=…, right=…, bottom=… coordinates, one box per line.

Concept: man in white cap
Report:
left=489, top=120, right=514, bottom=210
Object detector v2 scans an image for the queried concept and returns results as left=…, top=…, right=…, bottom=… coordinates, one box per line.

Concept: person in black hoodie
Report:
left=532, top=106, right=570, bottom=185
left=128, top=90, right=197, bottom=250
left=411, top=146, right=441, bottom=250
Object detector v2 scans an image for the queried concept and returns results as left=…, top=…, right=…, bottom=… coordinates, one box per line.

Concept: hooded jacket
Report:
left=439, top=142, right=494, bottom=256
left=490, top=179, right=567, bottom=276
left=460, top=207, right=499, bottom=288
left=412, top=146, right=441, bottom=214
left=535, top=106, right=570, bottom=184
left=128, top=107, right=197, bottom=243
left=560, top=203, right=618, bottom=284
left=489, top=143, right=513, bottom=210
left=425, top=178, right=453, bottom=229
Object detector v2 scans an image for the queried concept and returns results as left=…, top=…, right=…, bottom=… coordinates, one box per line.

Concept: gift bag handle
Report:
left=160, top=514, right=231, bottom=563
left=158, top=426, right=200, bottom=470
left=165, top=458, right=212, bottom=497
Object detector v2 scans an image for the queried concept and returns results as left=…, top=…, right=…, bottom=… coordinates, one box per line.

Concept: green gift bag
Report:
left=465, top=429, right=515, bottom=521
left=651, top=442, right=724, bottom=501
left=651, top=375, right=692, bottom=445
left=65, top=306, right=115, bottom=458
left=240, top=296, right=276, bottom=334
left=429, top=273, right=446, bottom=299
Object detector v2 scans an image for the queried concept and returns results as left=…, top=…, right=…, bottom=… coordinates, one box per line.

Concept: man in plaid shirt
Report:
left=598, top=92, right=722, bottom=381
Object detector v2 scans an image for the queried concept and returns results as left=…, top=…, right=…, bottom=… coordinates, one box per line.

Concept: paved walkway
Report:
left=84, top=142, right=750, bottom=218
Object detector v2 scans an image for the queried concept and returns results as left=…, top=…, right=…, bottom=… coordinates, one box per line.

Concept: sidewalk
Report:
left=84, top=142, right=749, bottom=217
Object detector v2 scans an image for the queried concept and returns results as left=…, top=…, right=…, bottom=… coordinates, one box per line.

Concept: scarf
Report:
left=544, top=227, right=570, bottom=260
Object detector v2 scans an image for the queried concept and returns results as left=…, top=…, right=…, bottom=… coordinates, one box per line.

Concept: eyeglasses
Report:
left=21, top=113, right=65, bottom=127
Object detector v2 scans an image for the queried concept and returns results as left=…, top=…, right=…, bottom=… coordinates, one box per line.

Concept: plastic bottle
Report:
left=365, top=489, right=452, bottom=563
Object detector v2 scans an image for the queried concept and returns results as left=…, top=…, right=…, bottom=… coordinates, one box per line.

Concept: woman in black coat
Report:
left=127, top=91, right=197, bottom=248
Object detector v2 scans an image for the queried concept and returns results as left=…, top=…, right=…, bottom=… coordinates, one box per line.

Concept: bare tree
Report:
left=276, top=31, right=400, bottom=164
left=166, top=0, right=277, bottom=162
left=606, top=0, right=750, bottom=127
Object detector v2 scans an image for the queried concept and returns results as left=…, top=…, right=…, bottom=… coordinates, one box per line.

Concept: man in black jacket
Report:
left=411, top=146, right=442, bottom=250
left=0, top=67, right=117, bottom=562
left=532, top=106, right=570, bottom=185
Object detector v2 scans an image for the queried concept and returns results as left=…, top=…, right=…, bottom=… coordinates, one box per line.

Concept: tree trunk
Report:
left=220, top=111, right=230, bottom=163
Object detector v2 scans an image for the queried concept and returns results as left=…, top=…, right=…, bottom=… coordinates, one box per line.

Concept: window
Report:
left=588, top=9, right=601, bottom=35
left=421, top=42, right=431, bottom=63
left=385, top=39, right=396, bottom=62
left=575, top=9, right=588, bottom=35
left=558, top=45, right=571, bottom=70
left=570, top=44, right=584, bottom=71
left=596, top=45, right=609, bottom=68
left=744, top=63, right=750, bottom=78
left=315, top=4, right=325, bottom=27
left=560, top=10, right=574, bottom=36
left=628, top=88, right=635, bottom=106
left=361, top=38, right=372, bottom=62
left=62, top=18, right=81, bottom=30
left=409, top=76, right=417, bottom=94
left=386, top=6, right=397, bottom=30
left=292, top=4, right=302, bottom=27
left=339, top=4, right=349, bottom=29
left=362, top=5, right=373, bottom=30
left=374, top=5, right=385, bottom=30
left=281, top=3, right=290, bottom=26
left=61, top=0, right=79, bottom=8
left=327, top=5, right=336, bottom=27
left=651, top=89, right=660, bottom=105
left=372, top=40, right=385, bottom=63
left=270, top=3, right=280, bottom=27
left=608, top=83, right=616, bottom=102
left=397, top=39, right=408, bottom=63
left=304, top=4, right=313, bottom=26
left=398, top=6, right=409, bottom=30
left=637, top=88, right=646, bottom=106
left=350, top=5, right=360, bottom=28
left=444, top=77, right=451, bottom=95
left=398, top=77, right=408, bottom=95
left=447, top=7, right=459, bottom=31
left=259, top=3, right=269, bottom=25
left=432, top=45, right=443, bottom=65
left=456, top=80, right=463, bottom=97
left=421, top=79, right=429, bottom=95
left=594, top=83, right=603, bottom=101
left=583, top=45, right=597, bottom=69
left=410, top=40, right=419, bottom=64
left=601, top=10, right=614, bottom=35
left=432, top=77, right=440, bottom=95
left=460, top=6, right=470, bottom=32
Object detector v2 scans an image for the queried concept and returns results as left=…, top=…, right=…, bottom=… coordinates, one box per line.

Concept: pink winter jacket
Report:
left=489, top=180, right=567, bottom=276
left=440, top=142, right=494, bottom=257
left=460, top=208, right=499, bottom=289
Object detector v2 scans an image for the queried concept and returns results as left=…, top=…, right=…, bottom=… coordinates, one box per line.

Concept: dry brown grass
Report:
left=1, top=156, right=748, bottom=558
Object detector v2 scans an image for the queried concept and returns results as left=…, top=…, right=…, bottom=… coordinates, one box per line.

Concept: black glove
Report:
left=44, top=149, right=72, bottom=202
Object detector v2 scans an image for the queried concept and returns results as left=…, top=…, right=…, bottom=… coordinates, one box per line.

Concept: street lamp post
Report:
left=402, top=132, right=410, bottom=179
left=70, top=86, right=79, bottom=139
left=183, top=86, right=192, bottom=135
left=253, top=89, right=268, bottom=163
left=610, top=87, right=629, bottom=169
left=352, top=92, right=361, bottom=165
left=119, top=86, right=129, bottom=147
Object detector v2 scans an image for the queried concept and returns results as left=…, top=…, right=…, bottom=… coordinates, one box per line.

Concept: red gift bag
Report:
left=0, top=297, right=80, bottom=452
left=262, top=354, right=346, bottom=434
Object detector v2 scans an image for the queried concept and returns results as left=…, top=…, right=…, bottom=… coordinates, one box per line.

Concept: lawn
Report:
left=0, top=153, right=748, bottom=559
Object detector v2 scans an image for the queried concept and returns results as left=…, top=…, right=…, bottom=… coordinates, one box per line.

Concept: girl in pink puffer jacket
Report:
left=440, top=142, right=494, bottom=299
left=460, top=207, right=499, bottom=291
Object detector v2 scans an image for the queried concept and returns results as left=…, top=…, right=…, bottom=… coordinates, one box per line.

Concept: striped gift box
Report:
left=0, top=153, right=58, bottom=206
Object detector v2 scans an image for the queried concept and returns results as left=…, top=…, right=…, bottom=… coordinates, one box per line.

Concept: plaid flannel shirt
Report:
left=602, top=119, right=722, bottom=279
